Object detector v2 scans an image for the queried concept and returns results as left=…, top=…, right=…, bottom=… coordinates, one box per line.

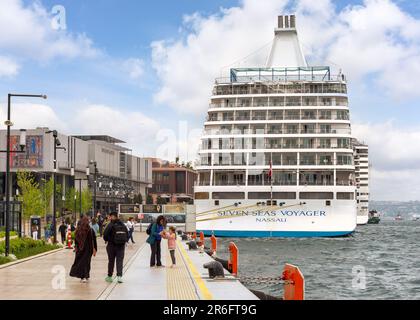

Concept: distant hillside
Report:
left=370, top=201, right=420, bottom=217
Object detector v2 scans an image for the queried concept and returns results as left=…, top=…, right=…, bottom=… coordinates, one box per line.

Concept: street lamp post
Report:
left=2, top=93, right=46, bottom=256
left=90, top=160, right=98, bottom=218
left=75, top=166, right=90, bottom=218
left=45, top=130, right=66, bottom=243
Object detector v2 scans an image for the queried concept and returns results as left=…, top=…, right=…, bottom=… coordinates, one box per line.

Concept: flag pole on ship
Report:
left=269, top=152, right=273, bottom=206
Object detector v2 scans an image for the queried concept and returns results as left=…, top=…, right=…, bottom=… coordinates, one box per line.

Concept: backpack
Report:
left=146, top=223, right=154, bottom=235
left=113, top=222, right=128, bottom=245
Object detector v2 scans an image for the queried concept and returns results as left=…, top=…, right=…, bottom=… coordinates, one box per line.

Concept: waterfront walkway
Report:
left=0, top=231, right=257, bottom=300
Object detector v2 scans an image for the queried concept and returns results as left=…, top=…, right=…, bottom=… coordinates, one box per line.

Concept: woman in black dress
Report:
left=70, top=216, right=97, bottom=282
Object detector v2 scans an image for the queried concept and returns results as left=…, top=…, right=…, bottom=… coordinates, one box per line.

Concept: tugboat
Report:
left=367, top=210, right=380, bottom=224
left=395, top=214, right=403, bottom=221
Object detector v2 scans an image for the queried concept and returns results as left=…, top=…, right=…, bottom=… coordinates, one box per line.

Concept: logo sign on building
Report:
left=10, top=135, right=43, bottom=168
left=142, top=204, right=163, bottom=214
left=118, top=204, right=140, bottom=214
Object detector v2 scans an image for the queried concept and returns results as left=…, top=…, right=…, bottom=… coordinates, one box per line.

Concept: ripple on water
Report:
left=217, top=221, right=418, bottom=299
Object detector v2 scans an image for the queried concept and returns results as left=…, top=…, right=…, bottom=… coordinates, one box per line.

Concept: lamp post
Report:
left=90, top=160, right=98, bottom=218
left=2, top=93, right=46, bottom=256
left=45, top=130, right=66, bottom=243
left=75, top=166, right=89, bottom=218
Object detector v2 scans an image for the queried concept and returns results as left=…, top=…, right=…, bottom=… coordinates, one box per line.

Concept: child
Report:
left=161, top=226, right=177, bottom=268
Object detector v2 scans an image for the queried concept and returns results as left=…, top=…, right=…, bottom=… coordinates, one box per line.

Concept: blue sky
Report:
left=1, top=0, right=420, bottom=200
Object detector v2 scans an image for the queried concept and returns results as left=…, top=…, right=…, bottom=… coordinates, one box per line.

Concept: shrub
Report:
left=0, top=237, right=60, bottom=263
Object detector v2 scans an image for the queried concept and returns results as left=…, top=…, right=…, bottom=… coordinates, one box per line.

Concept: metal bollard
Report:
left=228, top=242, right=238, bottom=277
left=282, top=263, right=305, bottom=300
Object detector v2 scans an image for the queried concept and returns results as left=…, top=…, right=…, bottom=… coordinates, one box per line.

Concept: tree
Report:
left=17, top=170, right=44, bottom=235
left=81, top=188, right=92, bottom=215
left=65, top=187, right=77, bottom=212
left=157, top=196, right=167, bottom=205
left=133, top=193, right=143, bottom=204
left=17, top=170, right=43, bottom=219
left=146, top=194, right=153, bottom=204
left=39, top=176, right=54, bottom=218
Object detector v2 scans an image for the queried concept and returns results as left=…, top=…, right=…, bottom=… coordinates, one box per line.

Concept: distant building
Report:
left=146, top=158, right=197, bottom=204
left=0, top=128, right=152, bottom=216
left=353, top=139, right=369, bottom=224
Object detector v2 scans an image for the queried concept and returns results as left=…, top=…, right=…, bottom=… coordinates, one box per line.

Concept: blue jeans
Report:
left=127, top=229, right=135, bottom=243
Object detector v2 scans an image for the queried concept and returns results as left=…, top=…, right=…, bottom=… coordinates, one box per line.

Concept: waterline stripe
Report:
left=199, top=230, right=354, bottom=238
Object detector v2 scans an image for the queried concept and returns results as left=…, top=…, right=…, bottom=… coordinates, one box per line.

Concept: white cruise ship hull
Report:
left=356, top=212, right=369, bottom=225
left=195, top=199, right=357, bottom=237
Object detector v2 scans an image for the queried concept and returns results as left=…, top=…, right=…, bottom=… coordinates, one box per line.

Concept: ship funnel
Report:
left=266, top=14, right=307, bottom=68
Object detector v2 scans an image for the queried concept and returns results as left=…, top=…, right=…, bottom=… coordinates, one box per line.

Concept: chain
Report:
left=239, top=276, right=289, bottom=285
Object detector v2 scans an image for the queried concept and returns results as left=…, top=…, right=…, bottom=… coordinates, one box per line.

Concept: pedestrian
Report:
left=69, top=216, right=97, bottom=283
left=161, top=226, right=177, bottom=268
left=126, top=217, right=135, bottom=244
left=97, top=212, right=104, bottom=236
left=90, top=218, right=99, bottom=237
left=146, top=215, right=166, bottom=268
left=103, top=212, right=128, bottom=283
left=32, top=225, right=38, bottom=240
left=58, top=221, right=67, bottom=244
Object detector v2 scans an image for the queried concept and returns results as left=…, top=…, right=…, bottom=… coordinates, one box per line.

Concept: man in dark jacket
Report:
left=58, top=221, right=67, bottom=244
left=103, top=212, right=128, bottom=283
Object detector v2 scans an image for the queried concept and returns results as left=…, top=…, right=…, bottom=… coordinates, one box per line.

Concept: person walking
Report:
left=97, top=212, right=104, bottom=236
left=126, top=217, right=135, bottom=244
left=161, top=226, right=177, bottom=268
left=103, top=212, right=128, bottom=283
left=58, top=221, right=67, bottom=244
left=146, top=215, right=166, bottom=268
left=69, top=216, right=97, bottom=283
left=90, top=218, right=100, bottom=237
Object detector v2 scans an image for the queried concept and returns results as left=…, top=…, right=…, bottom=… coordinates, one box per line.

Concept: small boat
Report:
left=395, top=214, right=403, bottom=221
left=367, top=210, right=380, bottom=224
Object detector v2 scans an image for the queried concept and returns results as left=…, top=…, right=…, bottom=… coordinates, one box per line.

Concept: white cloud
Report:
left=122, top=58, right=145, bottom=80
left=353, top=122, right=420, bottom=200
left=0, top=0, right=99, bottom=71
left=152, top=0, right=420, bottom=114
left=72, top=104, right=161, bottom=156
left=0, top=56, right=20, bottom=77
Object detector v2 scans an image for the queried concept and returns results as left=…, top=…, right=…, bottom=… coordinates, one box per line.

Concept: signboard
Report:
left=137, top=214, right=144, bottom=220
left=141, top=213, right=186, bottom=224
left=118, top=204, right=140, bottom=214
left=142, top=204, right=163, bottom=214
left=165, top=204, right=185, bottom=214
left=10, top=135, right=43, bottom=168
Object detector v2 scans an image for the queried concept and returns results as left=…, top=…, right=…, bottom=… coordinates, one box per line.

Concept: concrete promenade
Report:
left=0, top=231, right=257, bottom=300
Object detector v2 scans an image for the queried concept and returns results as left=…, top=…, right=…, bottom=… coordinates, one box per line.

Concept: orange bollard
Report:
left=228, top=242, right=238, bottom=276
left=199, top=231, right=204, bottom=245
left=192, top=232, right=197, bottom=240
left=282, top=263, right=305, bottom=300
left=210, top=234, right=217, bottom=252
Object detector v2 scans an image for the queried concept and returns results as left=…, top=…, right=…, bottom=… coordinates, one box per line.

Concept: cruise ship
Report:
left=194, top=15, right=357, bottom=237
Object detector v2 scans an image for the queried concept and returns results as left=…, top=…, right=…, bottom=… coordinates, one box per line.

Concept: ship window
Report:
left=300, top=192, right=333, bottom=199
left=326, top=200, right=331, bottom=206
left=248, top=192, right=296, bottom=199
left=214, top=200, right=220, bottom=206
left=212, top=192, right=245, bottom=199
left=195, top=192, right=209, bottom=200
left=337, top=192, right=354, bottom=200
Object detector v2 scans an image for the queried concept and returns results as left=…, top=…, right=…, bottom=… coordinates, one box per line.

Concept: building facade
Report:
left=353, top=139, right=369, bottom=225
left=147, top=158, right=197, bottom=204
left=0, top=128, right=152, bottom=216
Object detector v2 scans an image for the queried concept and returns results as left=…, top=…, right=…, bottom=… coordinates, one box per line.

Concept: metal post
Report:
left=93, top=163, right=97, bottom=218
left=5, top=94, right=11, bottom=256
left=52, top=135, right=57, bottom=243
left=79, top=179, right=82, bottom=218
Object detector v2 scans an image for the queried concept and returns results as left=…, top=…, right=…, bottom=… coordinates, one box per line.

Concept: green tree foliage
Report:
left=16, top=170, right=43, bottom=219
left=81, top=188, right=92, bottom=214
left=133, top=193, right=143, bottom=204
left=146, top=194, right=153, bottom=204
left=65, top=187, right=77, bottom=212
left=156, top=196, right=167, bottom=205
left=39, top=177, right=54, bottom=217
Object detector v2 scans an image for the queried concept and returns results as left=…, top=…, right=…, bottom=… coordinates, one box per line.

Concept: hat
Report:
left=109, top=212, right=118, bottom=217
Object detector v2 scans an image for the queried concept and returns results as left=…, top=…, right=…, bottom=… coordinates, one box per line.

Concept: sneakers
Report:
left=117, top=276, right=123, bottom=283
left=105, top=276, right=113, bottom=283
left=81, top=278, right=87, bottom=283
